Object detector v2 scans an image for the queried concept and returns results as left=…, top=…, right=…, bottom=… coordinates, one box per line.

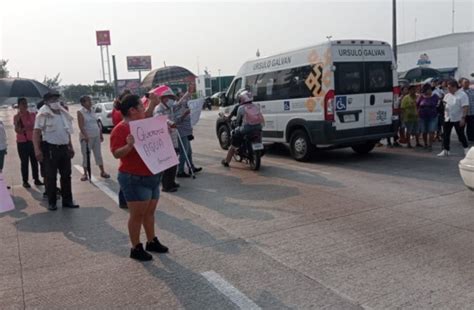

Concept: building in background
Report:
left=141, top=66, right=196, bottom=94
left=398, top=32, right=474, bottom=81
left=196, top=74, right=234, bottom=98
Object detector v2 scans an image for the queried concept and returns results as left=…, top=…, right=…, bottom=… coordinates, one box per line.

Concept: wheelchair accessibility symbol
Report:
left=335, top=96, right=347, bottom=111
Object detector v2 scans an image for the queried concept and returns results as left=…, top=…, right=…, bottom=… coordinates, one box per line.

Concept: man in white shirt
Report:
left=33, top=92, right=79, bottom=211
left=461, top=78, right=474, bottom=142
left=437, top=80, right=470, bottom=157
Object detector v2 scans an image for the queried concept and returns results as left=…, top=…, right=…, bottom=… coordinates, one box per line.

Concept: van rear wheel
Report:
left=352, top=142, right=376, bottom=154
left=289, top=130, right=315, bottom=162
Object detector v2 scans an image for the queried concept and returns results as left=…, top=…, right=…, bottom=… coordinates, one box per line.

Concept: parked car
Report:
left=93, top=101, right=114, bottom=132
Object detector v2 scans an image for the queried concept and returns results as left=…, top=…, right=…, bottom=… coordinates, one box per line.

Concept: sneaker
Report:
left=34, top=179, right=44, bottom=186
left=162, top=187, right=178, bottom=193
left=437, top=150, right=449, bottom=157
left=221, top=159, right=229, bottom=167
left=146, top=237, right=169, bottom=253
left=176, top=172, right=191, bottom=178
left=23, top=182, right=31, bottom=189
left=48, top=204, right=57, bottom=211
left=130, top=243, right=153, bottom=261
left=191, top=167, right=202, bottom=173
left=62, top=202, right=80, bottom=208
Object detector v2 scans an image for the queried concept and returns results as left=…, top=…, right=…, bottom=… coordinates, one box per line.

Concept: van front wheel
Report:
left=351, top=142, right=376, bottom=154
left=290, top=130, right=315, bottom=162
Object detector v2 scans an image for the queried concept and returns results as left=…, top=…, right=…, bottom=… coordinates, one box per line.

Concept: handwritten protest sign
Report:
left=0, top=173, right=14, bottom=214
left=129, top=115, right=179, bottom=174
left=188, top=98, right=204, bottom=127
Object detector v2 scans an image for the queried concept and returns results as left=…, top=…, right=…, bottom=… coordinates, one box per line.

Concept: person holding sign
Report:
left=110, top=94, right=169, bottom=261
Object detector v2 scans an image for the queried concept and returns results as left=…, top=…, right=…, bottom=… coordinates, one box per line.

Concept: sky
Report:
left=1, top=0, right=473, bottom=85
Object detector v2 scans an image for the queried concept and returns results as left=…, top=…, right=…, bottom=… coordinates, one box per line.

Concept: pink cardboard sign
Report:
left=129, top=115, right=179, bottom=175
left=0, top=173, right=14, bottom=214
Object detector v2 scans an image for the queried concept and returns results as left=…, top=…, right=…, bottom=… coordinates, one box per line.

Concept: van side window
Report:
left=365, top=62, right=392, bottom=93
left=246, top=65, right=313, bottom=101
left=334, top=62, right=363, bottom=95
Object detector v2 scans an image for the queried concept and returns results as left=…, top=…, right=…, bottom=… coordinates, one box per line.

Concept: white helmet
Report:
left=238, top=90, right=253, bottom=104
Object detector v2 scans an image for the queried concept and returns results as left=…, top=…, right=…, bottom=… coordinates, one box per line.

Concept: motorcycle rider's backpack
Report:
left=243, top=104, right=264, bottom=125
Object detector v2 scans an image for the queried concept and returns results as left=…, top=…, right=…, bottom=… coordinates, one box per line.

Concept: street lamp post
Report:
left=392, top=0, right=397, bottom=62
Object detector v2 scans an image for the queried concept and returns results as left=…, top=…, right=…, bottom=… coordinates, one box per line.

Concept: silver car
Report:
left=92, top=102, right=114, bottom=132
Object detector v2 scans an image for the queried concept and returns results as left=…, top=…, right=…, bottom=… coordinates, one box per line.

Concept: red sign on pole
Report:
left=96, top=30, right=111, bottom=46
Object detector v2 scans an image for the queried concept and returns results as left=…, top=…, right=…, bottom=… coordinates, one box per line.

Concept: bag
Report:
left=243, top=104, right=263, bottom=126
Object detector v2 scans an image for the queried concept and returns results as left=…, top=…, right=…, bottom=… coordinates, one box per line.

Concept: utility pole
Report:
left=112, top=55, right=118, bottom=98
left=452, top=0, right=455, bottom=33
left=392, top=0, right=397, bottom=62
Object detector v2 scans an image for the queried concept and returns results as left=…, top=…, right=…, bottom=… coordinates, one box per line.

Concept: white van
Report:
left=216, top=39, right=400, bottom=161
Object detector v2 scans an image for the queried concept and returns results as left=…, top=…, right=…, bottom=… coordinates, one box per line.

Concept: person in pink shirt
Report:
left=13, top=98, right=43, bottom=188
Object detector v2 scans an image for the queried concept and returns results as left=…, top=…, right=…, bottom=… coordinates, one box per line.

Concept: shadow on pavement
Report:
left=175, top=172, right=299, bottom=221
left=0, top=195, right=29, bottom=219
left=15, top=207, right=129, bottom=257
left=266, top=143, right=463, bottom=185
left=156, top=210, right=241, bottom=255
left=256, top=290, right=294, bottom=309
left=143, top=255, right=238, bottom=310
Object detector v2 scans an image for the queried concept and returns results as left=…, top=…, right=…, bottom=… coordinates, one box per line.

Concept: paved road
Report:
left=1, top=105, right=473, bottom=309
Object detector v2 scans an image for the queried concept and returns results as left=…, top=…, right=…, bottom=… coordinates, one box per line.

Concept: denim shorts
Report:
left=117, top=172, right=161, bottom=202
left=403, top=121, right=418, bottom=135
left=419, top=117, right=438, bottom=133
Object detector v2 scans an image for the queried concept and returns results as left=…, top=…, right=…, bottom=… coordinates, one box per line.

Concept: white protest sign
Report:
left=0, top=173, right=14, bottom=214
left=129, top=115, right=179, bottom=174
left=188, top=98, right=204, bottom=127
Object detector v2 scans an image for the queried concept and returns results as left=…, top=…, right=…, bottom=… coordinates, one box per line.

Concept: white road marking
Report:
left=201, top=271, right=261, bottom=310
left=73, top=165, right=118, bottom=204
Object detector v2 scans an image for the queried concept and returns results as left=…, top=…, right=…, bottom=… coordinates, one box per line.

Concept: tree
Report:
left=0, top=59, right=9, bottom=78
left=62, top=84, right=93, bottom=102
left=43, top=73, right=61, bottom=89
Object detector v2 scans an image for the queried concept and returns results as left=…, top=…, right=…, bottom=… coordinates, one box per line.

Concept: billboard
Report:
left=96, top=30, right=111, bottom=46
left=117, top=79, right=141, bottom=95
left=127, top=56, right=152, bottom=71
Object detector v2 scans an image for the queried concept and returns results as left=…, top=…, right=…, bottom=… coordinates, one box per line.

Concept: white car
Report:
left=93, top=101, right=114, bottom=132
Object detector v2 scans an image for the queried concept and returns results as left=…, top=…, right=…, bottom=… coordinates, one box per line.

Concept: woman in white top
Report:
left=437, top=80, right=470, bottom=157
left=77, top=95, right=110, bottom=180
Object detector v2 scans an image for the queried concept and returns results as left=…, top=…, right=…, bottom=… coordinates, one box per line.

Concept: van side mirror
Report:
left=219, top=94, right=227, bottom=106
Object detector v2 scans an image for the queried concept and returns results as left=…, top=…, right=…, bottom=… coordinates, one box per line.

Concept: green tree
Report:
left=0, top=59, right=9, bottom=78
left=62, top=84, right=93, bottom=102
left=43, top=73, right=62, bottom=89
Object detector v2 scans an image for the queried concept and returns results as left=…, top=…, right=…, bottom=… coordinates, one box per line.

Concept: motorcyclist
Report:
left=221, top=90, right=264, bottom=167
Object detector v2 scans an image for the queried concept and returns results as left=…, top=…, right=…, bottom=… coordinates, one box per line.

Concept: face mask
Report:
left=49, top=101, right=61, bottom=110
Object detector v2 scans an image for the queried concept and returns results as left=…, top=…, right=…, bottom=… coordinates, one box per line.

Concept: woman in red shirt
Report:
left=14, top=98, right=43, bottom=188
left=110, top=94, right=168, bottom=261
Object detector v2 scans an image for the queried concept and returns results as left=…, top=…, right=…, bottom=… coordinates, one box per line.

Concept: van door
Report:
left=333, top=62, right=366, bottom=131
left=363, top=62, right=393, bottom=128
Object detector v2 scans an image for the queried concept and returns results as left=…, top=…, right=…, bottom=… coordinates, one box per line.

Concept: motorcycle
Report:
left=233, top=129, right=264, bottom=171
left=203, top=97, right=213, bottom=111
left=227, top=117, right=264, bottom=171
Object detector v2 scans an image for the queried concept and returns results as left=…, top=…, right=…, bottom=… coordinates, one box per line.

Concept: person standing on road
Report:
left=417, top=84, right=439, bottom=151
left=174, top=89, right=202, bottom=178
left=437, top=80, right=470, bottom=157
left=432, top=79, right=445, bottom=142
left=77, top=95, right=110, bottom=181
left=112, top=90, right=132, bottom=209
left=110, top=93, right=168, bottom=261
left=401, top=86, right=418, bottom=148
left=153, top=85, right=180, bottom=192
left=0, top=120, right=7, bottom=174
left=33, top=92, right=79, bottom=211
left=460, top=78, right=474, bottom=142
left=14, top=98, right=43, bottom=188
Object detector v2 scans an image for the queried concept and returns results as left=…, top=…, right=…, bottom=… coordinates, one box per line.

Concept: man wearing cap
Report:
left=33, top=92, right=79, bottom=211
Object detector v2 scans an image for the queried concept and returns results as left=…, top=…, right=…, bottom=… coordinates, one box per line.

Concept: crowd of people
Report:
left=1, top=77, right=472, bottom=261
left=387, top=78, right=474, bottom=156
